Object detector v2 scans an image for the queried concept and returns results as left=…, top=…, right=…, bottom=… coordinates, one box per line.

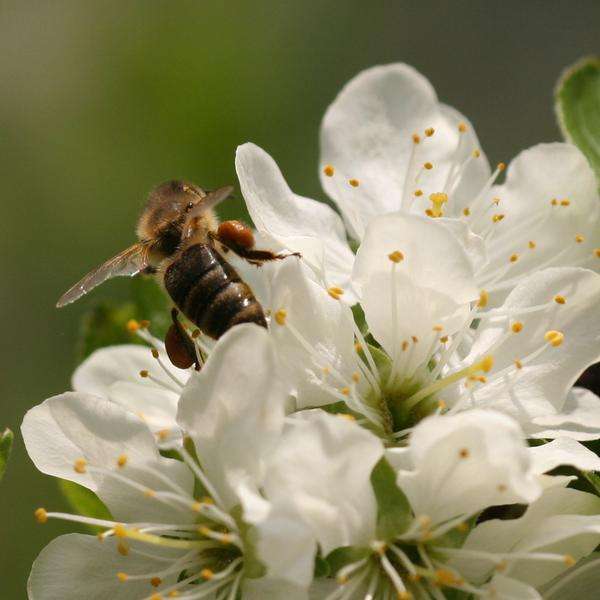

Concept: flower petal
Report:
left=485, top=574, right=542, bottom=600
left=263, top=411, right=383, bottom=554
left=397, top=410, right=540, bottom=525
left=529, top=437, right=600, bottom=474
left=236, top=142, right=355, bottom=293
left=22, top=393, right=193, bottom=523
left=542, top=553, right=600, bottom=600
left=320, top=63, right=490, bottom=236
left=177, top=324, right=286, bottom=509
left=28, top=533, right=185, bottom=600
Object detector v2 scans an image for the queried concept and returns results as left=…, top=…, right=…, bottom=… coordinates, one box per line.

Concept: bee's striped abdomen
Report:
left=163, top=243, right=267, bottom=339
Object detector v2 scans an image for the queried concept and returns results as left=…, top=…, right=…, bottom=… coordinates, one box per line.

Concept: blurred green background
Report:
left=1, top=0, right=598, bottom=595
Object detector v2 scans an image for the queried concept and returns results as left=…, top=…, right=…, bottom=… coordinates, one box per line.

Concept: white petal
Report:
left=542, top=553, right=600, bottom=600
left=22, top=393, right=193, bottom=523
left=269, top=259, right=358, bottom=408
left=177, top=324, right=286, bottom=509
left=28, top=533, right=185, bottom=600
left=263, top=411, right=383, bottom=554
left=475, top=143, right=600, bottom=304
left=456, top=486, right=600, bottom=586
left=397, top=410, right=540, bottom=525
left=353, top=212, right=477, bottom=366
left=531, top=387, right=600, bottom=440
left=463, top=268, right=600, bottom=435
left=320, top=63, right=490, bottom=236
left=484, top=574, right=541, bottom=600
left=73, top=344, right=188, bottom=398
left=236, top=143, right=355, bottom=293
left=243, top=578, right=309, bottom=600
left=529, top=437, right=600, bottom=474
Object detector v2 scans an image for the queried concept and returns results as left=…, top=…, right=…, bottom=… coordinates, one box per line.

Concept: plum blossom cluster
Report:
left=23, top=63, right=600, bottom=600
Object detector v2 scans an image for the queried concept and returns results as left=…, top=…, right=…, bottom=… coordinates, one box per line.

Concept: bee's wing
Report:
left=57, top=242, right=151, bottom=307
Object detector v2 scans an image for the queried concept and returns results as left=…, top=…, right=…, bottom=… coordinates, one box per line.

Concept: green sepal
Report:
left=314, top=553, right=331, bottom=578
left=0, top=428, right=14, bottom=482
left=583, top=471, right=600, bottom=496
left=58, top=479, right=112, bottom=532
left=325, top=545, right=370, bottom=575
left=370, top=457, right=412, bottom=540
left=555, top=57, right=600, bottom=182
left=230, top=504, right=267, bottom=579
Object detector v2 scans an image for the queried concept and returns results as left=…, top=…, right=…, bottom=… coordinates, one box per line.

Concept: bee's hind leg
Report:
left=164, top=308, right=202, bottom=371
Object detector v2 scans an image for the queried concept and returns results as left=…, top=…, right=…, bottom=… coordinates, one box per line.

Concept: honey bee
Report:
left=57, top=180, right=298, bottom=367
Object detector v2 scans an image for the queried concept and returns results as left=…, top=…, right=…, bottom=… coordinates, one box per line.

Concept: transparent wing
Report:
left=57, top=243, right=150, bottom=307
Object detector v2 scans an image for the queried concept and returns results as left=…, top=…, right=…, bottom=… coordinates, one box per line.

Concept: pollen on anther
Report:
left=117, top=454, right=128, bottom=468
left=74, top=458, right=87, bottom=474
left=575, top=234, right=585, bottom=244
left=117, top=572, right=129, bottom=582
left=440, top=336, right=449, bottom=344
left=117, top=541, right=129, bottom=556
left=545, top=330, right=564, bottom=347
left=388, top=250, right=404, bottom=263
left=348, top=178, right=360, bottom=187
left=201, top=569, right=214, bottom=580
left=529, top=241, right=536, bottom=249
left=414, top=189, right=423, bottom=197
left=480, top=356, right=494, bottom=372
left=157, top=429, right=170, bottom=441
left=497, top=162, right=506, bottom=171
left=560, top=199, right=570, bottom=206
left=354, top=342, right=363, bottom=353
left=514, top=359, right=523, bottom=370
left=328, top=286, right=344, bottom=300
left=509, top=253, right=519, bottom=263
left=151, top=348, right=160, bottom=359
left=424, top=162, right=433, bottom=170
left=139, top=370, right=149, bottom=378
left=425, top=127, right=435, bottom=137
left=458, top=448, right=470, bottom=458
left=352, top=372, right=360, bottom=383
left=34, top=508, right=48, bottom=524
left=511, top=321, right=523, bottom=333
left=554, top=295, right=566, bottom=304
left=274, top=309, right=287, bottom=326
left=412, top=133, right=421, bottom=144
left=126, top=319, right=140, bottom=333
left=139, top=320, right=150, bottom=329
left=458, top=122, right=467, bottom=133
left=551, top=198, right=558, bottom=206
left=477, top=290, right=489, bottom=308
left=402, top=340, right=409, bottom=351
left=472, top=149, right=481, bottom=158
left=341, top=387, right=350, bottom=396
left=144, top=489, right=156, bottom=498
left=463, top=207, right=471, bottom=216
left=564, top=555, right=576, bottom=567
left=433, top=325, right=443, bottom=332
left=323, top=164, right=335, bottom=177
left=151, top=577, right=163, bottom=588
left=492, top=214, right=505, bottom=223
left=456, top=522, right=469, bottom=533
left=595, top=248, right=600, bottom=258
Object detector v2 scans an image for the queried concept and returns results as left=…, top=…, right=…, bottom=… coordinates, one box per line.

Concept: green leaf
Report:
left=583, top=471, right=600, bottom=495
left=58, top=479, right=112, bottom=532
left=77, top=276, right=171, bottom=361
left=326, top=545, right=370, bottom=575
left=555, top=56, right=600, bottom=181
left=370, top=457, right=412, bottom=540
left=0, top=428, right=14, bottom=482
left=313, top=553, right=331, bottom=578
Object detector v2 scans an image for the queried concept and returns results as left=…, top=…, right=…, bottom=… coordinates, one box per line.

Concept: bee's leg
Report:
left=165, top=308, right=201, bottom=371
left=235, top=247, right=302, bottom=266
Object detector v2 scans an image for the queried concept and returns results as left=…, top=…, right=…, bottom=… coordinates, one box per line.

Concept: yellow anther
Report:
left=322, top=366, right=331, bottom=375
left=440, top=336, right=449, bottom=344
left=554, top=295, right=566, bottom=304
left=151, top=577, right=163, bottom=587
left=475, top=375, right=487, bottom=383
left=336, top=574, right=348, bottom=584
left=200, top=496, right=214, bottom=505
left=414, top=189, right=423, bottom=197
left=411, top=335, right=419, bottom=343
left=412, top=133, right=421, bottom=144
left=388, top=250, right=404, bottom=263
left=595, top=248, right=600, bottom=258
left=477, top=290, right=489, bottom=308
left=337, top=413, right=356, bottom=422
left=201, top=569, right=214, bottom=580
left=479, top=355, right=494, bottom=372
left=117, top=572, right=129, bottom=582
left=456, top=522, right=469, bottom=533
left=424, top=162, right=433, bottom=170
left=327, top=286, right=344, bottom=300
left=463, top=207, right=471, bottom=216
left=495, top=560, right=508, bottom=572
left=191, top=501, right=203, bottom=512
left=151, top=595, right=163, bottom=600
left=514, top=359, right=523, bottom=370
left=551, top=198, right=558, bottom=206
left=511, top=321, right=523, bottom=333
left=97, top=532, right=105, bottom=542
left=492, top=197, right=501, bottom=205
left=117, top=454, right=127, bottom=468
left=438, top=400, right=447, bottom=410
left=560, top=199, right=570, bottom=206
left=425, top=209, right=434, bottom=217
left=497, top=162, right=506, bottom=171
left=157, top=429, right=170, bottom=441
left=274, top=309, right=287, bottom=326
left=472, top=149, right=481, bottom=158
left=341, top=387, right=350, bottom=396
left=417, top=515, right=432, bottom=528
left=323, top=164, right=335, bottom=177
left=126, top=319, right=140, bottom=333
left=151, top=348, right=160, bottom=359
left=117, top=541, right=129, bottom=556
left=429, top=192, right=448, bottom=217
left=564, top=554, right=576, bottom=567
left=425, top=127, right=435, bottom=137
left=144, top=489, right=156, bottom=498
left=139, top=319, right=150, bottom=329
left=575, top=234, right=585, bottom=243
left=529, top=240, right=536, bottom=249
left=74, top=458, right=87, bottom=474
left=352, top=372, right=360, bottom=383
left=497, top=483, right=507, bottom=492
left=354, top=342, right=363, bottom=353
left=492, top=214, right=505, bottom=223
left=545, top=330, right=564, bottom=347
left=509, top=253, right=519, bottom=263
left=458, top=122, right=467, bottom=132
left=401, top=340, right=410, bottom=351
left=114, top=524, right=127, bottom=538
left=433, top=325, right=443, bottom=332
left=458, top=448, right=470, bottom=459
left=34, top=508, right=48, bottom=524
left=435, top=569, right=462, bottom=586
left=398, top=592, right=412, bottom=600
left=139, top=370, right=149, bottom=378
left=348, top=178, right=360, bottom=187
